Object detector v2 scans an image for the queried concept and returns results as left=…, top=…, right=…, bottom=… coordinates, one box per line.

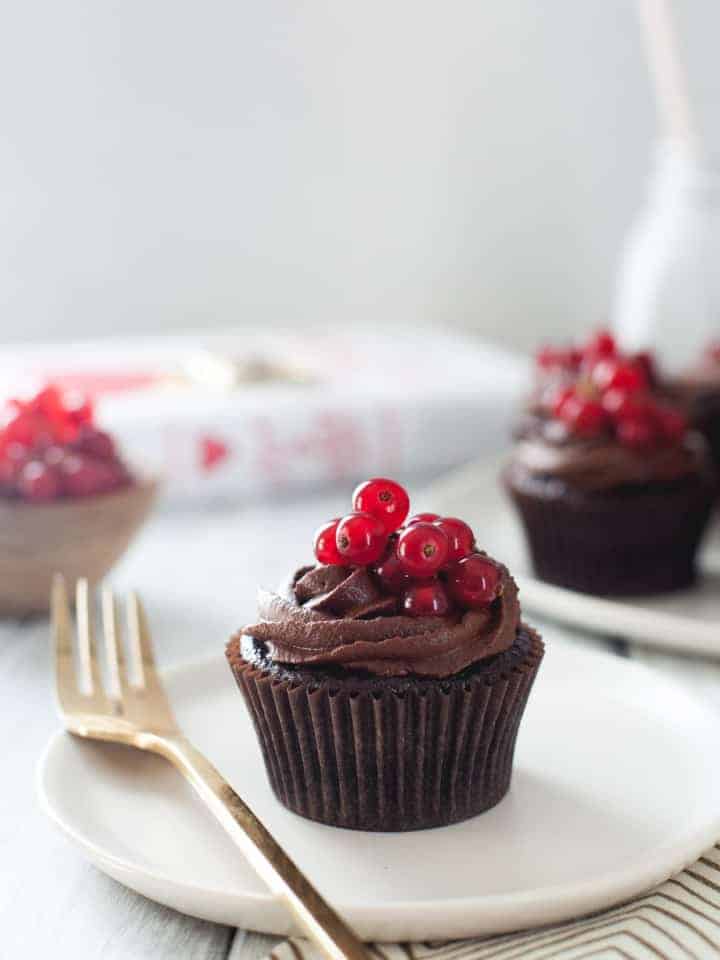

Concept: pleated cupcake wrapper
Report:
left=229, top=633, right=543, bottom=832
left=507, top=477, right=715, bottom=597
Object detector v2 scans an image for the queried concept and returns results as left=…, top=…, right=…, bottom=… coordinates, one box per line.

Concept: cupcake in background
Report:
left=668, top=342, right=720, bottom=478
left=505, top=331, right=716, bottom=596
left=227, top=478, right=544, bottom=832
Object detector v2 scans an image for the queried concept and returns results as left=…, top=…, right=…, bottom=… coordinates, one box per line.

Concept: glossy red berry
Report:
left=401, top=581, right=450, bottom=617
left=396, top=522, right=449, bottom=577
left=335, top=512, right=387, bottom=565
left=374, top=545, right=410, bottom=594
left=18, top=461, right=61, bottom=502
left=655, top=405, right=687, bottom=443
left=585, top=330, right=616, bottom=359
left=405, top=512, right=440, bottom=525
left=616, top=415, right=657, bottom=450
left=352, top=478, right=409, bottom=533
left=558, top=395, right=608, bottom=437
left=314, top=518, right=343, bottom=565
left=434, top=517, right=474, bottom=563
left=447, top=554, right=502, bottom=609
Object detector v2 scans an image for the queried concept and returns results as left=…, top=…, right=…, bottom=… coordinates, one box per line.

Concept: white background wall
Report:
left=1, top=2, right=717, bottom=351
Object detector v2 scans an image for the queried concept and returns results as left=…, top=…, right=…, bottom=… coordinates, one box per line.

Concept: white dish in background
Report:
left=423, top=457, right=720, bottom=658
left=38, top=643, right=720, bottom=941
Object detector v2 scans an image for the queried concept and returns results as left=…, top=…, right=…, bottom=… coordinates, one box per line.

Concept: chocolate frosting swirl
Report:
left=240, top=563, right=520, bottom=679
left=511, top=412, right=705, bottom=492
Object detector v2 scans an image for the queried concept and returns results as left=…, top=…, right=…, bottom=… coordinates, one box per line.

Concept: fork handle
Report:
left=153, top=734, right=368, bottom=960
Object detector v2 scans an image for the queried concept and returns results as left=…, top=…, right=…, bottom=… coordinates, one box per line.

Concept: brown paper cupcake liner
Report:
left=505, top=470, right=715, bottom=596
left=227, top=628, right=543, bottom=831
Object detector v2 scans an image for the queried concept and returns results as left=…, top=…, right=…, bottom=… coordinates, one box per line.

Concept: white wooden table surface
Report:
left=2, top=484, right=719, bottom=960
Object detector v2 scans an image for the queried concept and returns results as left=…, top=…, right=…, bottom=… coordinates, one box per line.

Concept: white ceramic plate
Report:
left=38, top=641, right=720, bottom=941
left=423, top=457, right=720, bottom=658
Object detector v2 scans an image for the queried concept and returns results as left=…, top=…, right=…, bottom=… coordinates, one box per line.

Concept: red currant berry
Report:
left=18, top=461, right=61, bottom=502
left=401, top=581, right=450, bottom=617
left=352, top=477, right=409, bottom=533
left=396, top=522, right=449, bottom=577
left=585, top=330, right=616, bottom=359
left=434, top=517, right=474, bottom=563
left=592, top=361, right=646, bottom=394
left=74, top=425, right=116, bottom=460
left=374, top=546, right=410, bottom=594
left=33, top=386, right=65, bottom=421
left=335, top=512, right=387, bottom=565
left=60, top=454, right=126, bottom=497
left=314, top=518, right=343, bottom=565
left=405, top=512, right=440, bottom=525
left=63, top=391, right=93, bottom=426
left=655, top=405, right=687, bottom=443
left=447, top=554, right=502, bottom=609
left=559, top=395, right=608, bottom=437
left=616, top=415, right=657, bottom=450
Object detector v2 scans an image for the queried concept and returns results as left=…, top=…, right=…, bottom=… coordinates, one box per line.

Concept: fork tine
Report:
left=76, top=578, right=104, bottom=697
left=102, top=586, right=127, bottom=705
left=52, top=574, right=77, bottom=710
left=126, top=590, right=158, bottom=689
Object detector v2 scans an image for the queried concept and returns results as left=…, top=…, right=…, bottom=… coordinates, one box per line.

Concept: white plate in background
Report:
left=38, top=643, right=720, bottom=940
left=423, top=457, right=720, bottom=658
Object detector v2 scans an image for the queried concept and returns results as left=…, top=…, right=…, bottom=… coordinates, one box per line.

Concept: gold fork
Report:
left=51, top=575, right=368, bottom=960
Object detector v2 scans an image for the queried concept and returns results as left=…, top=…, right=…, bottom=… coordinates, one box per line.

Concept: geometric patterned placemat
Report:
left=269, top=843, right=720, bottom=960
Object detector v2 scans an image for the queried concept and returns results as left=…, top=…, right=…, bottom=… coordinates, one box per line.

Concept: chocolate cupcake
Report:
left=227, top=479, right=543, bottom=831
left=506, top=331, right=717, bottom=596
left=669, top=342, right=720, bottom=477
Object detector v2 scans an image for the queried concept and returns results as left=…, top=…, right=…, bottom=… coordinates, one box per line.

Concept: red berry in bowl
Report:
left=405, top=512, right=440, bottom=525
left=60, top=454, right=126, bottom=497
left=447, top=553, right=502, bottom=609
left=335, top=512, right=387, bottom=565
left=313, top=518, right=343, bottom=565
left=374, top=545, right=410, bottom=593
left=352, top=478, right=409, bottom=533
left=396, top=522, right=449, bottom=577
left=74, top=425, right=116, bottom=460
left=617, top=415, right=657, bottom=450
left=434, top=517, right=474, bottom=563
left=401, top=580, right=450, bottom=617
left=18, top=461, right=61, bottom=502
